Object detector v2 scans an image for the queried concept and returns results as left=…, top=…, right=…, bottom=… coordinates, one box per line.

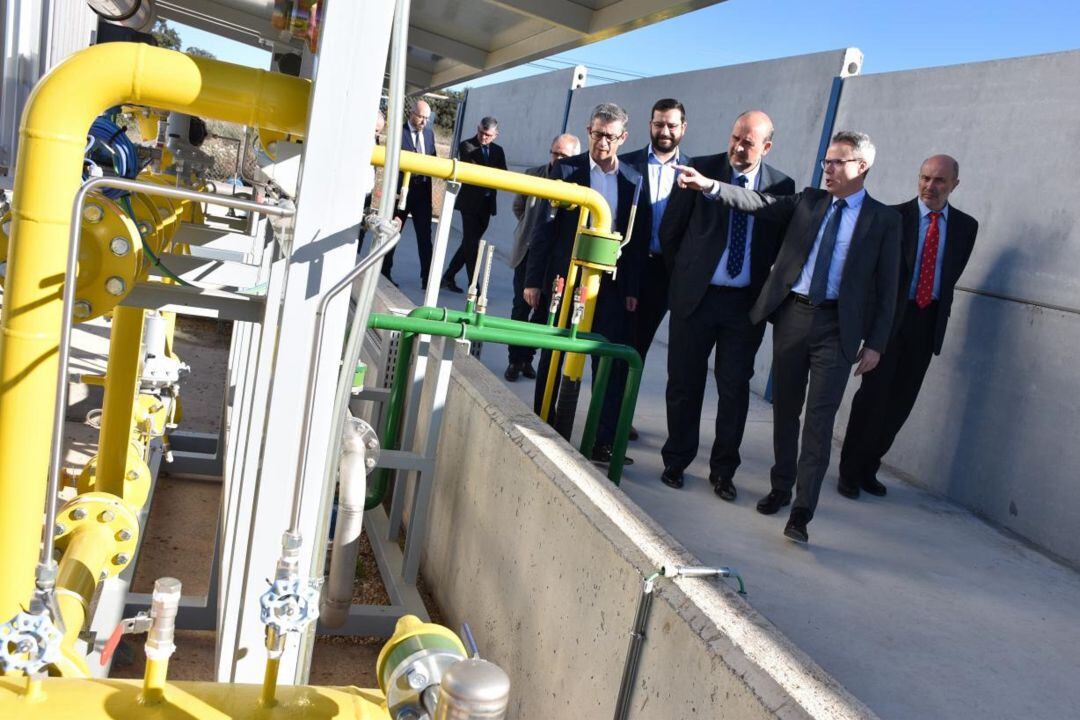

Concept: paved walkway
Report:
left=384, top=220, right=1080, bottom=720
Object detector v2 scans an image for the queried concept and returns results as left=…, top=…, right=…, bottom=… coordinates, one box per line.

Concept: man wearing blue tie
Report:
left=676, top=131, right=902, bottom=543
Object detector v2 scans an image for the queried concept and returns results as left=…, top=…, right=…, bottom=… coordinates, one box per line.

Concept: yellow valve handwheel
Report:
left=0, top=193, right=142, bottom=323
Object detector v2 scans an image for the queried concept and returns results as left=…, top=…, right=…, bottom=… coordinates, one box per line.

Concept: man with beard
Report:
left=658, top=110, right=794, bottom=498
left=619, top=99, right=692, bottom=441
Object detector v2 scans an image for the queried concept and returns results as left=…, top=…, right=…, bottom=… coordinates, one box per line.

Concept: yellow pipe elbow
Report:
left=0, top=42, right=311, bottom=621
left=369, top=145, right=614, bottom=233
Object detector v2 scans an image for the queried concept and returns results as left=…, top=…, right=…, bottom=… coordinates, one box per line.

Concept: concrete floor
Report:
left=383, top=220, right=1080, bottom=720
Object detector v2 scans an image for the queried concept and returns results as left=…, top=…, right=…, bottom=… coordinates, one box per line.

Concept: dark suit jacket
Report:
left=659, top=153, right=794, bottom=319
left=510, top=164, right=551, bottom=268
left=456, top=136, right=508, bottom=216
left=523, top=152, right=648, bottom=300
left=618, top=145, right=694, bottom=263
left=710, top=183, right=902, bottom=362
left=399, top=123, right=437, bottom=201
left=893, top=198, right=978, bottom=354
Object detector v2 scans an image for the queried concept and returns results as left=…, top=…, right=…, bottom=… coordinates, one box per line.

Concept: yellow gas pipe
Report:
left=0, top=42, right=310, bottom=621
left=94, top=306, right=146, bottom=498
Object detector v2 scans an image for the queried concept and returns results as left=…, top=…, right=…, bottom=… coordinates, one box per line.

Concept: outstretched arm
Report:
left=675, top=164, right=800, bottom=223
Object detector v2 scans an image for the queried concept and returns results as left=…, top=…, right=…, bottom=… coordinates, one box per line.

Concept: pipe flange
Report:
left=0, top=610, right=63, bottom=674
left=54, top=492, right=140, bottom=576
left=77, top=442, right=152, bottom=509
left=344, top=416, right=380, bottom=471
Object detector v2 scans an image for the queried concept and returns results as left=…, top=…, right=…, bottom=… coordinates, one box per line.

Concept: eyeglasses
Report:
left=589, top=130, right=624, bottom=144
left=820, top=158, right=861, bottom=169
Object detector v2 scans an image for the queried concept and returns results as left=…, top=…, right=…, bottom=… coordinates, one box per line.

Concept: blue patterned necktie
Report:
left=807, top=198, right=848, bottom=305
left=726, top=175, right=749, bottom=278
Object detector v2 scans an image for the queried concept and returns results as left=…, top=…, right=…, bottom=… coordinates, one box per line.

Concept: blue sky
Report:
left=174, top=0, right=1080, bottom=85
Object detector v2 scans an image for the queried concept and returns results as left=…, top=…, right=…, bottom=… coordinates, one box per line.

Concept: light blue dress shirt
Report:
left=647, top=147, right=680, bottom=254
left=908, top=199, right=949, bottom=300
left=791, top=188, right=866, bottom=299
left=589, top=156, right=619, bottom=225
left=708, top=165, right=760, bottom=287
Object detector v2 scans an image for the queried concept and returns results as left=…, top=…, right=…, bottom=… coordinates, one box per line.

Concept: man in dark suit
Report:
left=504, top=133, right=581, bottom=381
left=524, top=102, right=648, bottom=463
left=387, top=100, right=437, bottom=288
left=676, top=130, right=901, bottom=543
left=620, top=99, right=691, bottom=375
left=442, top=117, right=508, bottom=292
left=658, top=110, right=794, bottom=500
left=838, top=154, right=978, bottom=499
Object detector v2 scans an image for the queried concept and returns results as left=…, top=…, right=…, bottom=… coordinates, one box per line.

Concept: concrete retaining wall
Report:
left=830, top=50, right=1080, bottom=565
left=372, top=286, right=875, bottom=719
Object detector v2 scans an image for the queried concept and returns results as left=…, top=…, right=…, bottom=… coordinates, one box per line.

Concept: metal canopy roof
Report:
left=157, top=0, right=724, bottom=91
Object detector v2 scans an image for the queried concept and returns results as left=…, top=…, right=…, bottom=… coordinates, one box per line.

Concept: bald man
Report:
left=658, top=111, right=794, bottom=497
left=387, top=100, right=437, bottom=288
left=838, top=155, right=978, bottom=499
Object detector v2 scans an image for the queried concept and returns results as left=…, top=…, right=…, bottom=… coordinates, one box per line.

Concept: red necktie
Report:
left=915, top=211, right=940, bottom=309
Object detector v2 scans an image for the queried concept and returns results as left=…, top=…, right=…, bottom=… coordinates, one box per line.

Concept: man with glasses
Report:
left=619, top=99, right=693, bottom=442
left=387, top=100, right=437, bottom=288
left=442, top=117, right=508, bottom=293
left=504, top=133, right=581, bottom=382
left=657, top=110, right=794, bottom=500
left=524, top=103, right=648, bottom=464
left=676, top=130, right=901, bottom=543
left=838, top=155, right=977, bottom=500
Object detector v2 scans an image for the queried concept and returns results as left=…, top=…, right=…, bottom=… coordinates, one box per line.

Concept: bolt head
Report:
left=16, top=640, right=34, bottom=654
left=71, top=507, right=87, bottom=521
left=137, top=222, right=152, bottom=237
left=73, top=301, right=92, bottom=319
left=117, top=529, right=132, bottom=542
left=366, top=457, right=377, bottom=469
left=83, top=204, right=105, bottom=224
left=366, top=439, right=378, bottom=450
left=53, top=524, right=66, bottom=536
left=405, top=666, right=429, bottom=690
left=126, top=470, right=140, bottom=482
left=105, top=276, right=126, bottom=296
left=114, top=553, right=130, bottom=566
left=109, top=237, right=131, bottom=256
left=99, top=510, right=115, bottom=523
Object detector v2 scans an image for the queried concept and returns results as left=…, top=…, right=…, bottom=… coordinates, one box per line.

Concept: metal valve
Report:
left=0, top=609, right=64, bottom=675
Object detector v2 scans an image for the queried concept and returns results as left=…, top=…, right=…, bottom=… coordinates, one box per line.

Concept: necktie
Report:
left=414, top=131, right=423, bottom=154
left=916, top=211, right=941, bottom=308
left=807, top=198, right=848, bottom=305
left=726, top=175, right=749, bottom=278
left=482, top=144, right=489, bottom=162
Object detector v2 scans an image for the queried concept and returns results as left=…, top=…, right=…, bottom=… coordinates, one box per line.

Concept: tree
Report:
left=185, top=47, right=216, bottom=59
left=152, top=19, right=181, bottom=51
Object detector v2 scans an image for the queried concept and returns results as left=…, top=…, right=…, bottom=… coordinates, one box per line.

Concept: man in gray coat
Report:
left=504, top=133, right=580, bottom=381
left=676, top=130, right=901, bottom=543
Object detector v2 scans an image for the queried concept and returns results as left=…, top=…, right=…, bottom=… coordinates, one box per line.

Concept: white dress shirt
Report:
left=708, top=164, right=761, bottom=287
left=589, top=155, right=620, bottom=223
left=646, top=147, right=680, bottom=254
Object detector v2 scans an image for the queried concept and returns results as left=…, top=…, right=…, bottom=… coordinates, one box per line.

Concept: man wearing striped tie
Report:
left=838, top=155, right=979, bottom=500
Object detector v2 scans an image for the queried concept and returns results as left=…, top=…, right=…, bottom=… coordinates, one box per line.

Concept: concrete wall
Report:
left=830, top=50, right=1080, bottom=565
left=372, top=285, right=876, bottom=719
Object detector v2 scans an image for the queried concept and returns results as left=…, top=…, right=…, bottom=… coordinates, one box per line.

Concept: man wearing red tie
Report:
left=838, top=154, right=979, bottom=499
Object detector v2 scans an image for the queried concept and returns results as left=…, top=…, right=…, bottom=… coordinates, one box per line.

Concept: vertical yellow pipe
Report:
left=140, top=657, right=169, bottom=705
left=261, top=657, right=281, bottom=708
left=0, top=43, right=309, bottom=620
left=560, top=267, right=604, bottom=379
left=96, top=306, right=146, bottom=497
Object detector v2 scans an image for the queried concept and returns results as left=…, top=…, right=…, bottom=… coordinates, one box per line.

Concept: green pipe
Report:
left=365, top=312, right=642, bottom=503
left=407, top=305, right=608, bottom=342
left=580, top=356, right=612, bottom=458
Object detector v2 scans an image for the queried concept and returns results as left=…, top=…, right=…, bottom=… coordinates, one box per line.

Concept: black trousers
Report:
left=839, top=301, right=938, bottom=486
left=388, top=181, right=433, bottom=284
left=533, top=276, right=629, bottom=445
left=662, top=286, right=763, bottom=479
left=509, top=253, right=547, bottom=365
left=444, top=211, right=491, bottom=286
left=771, top=296, right=853, bottom=518
left=631, top=253, right=671, bottom=365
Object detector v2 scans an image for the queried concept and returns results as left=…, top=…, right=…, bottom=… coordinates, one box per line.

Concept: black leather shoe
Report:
left=660, top=466, right=684, bottom=489
left=519, top=362, right=536, bottom=379
left=712, top=475, right=737, bottom=502
left=591, top=444, right=634, bottom=466
left=628, top=425, right=639, bottom=441
left=783, top=508, right=811, bottom=543
left=837, top=482, right=860, bottom=500
left=504, top=363, right=520, bottom=381
left=441, top=277, right=463, bottom=293
left=861, top=477, right=887, bottom=497
left=756, top=490, right=791, bottom=515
